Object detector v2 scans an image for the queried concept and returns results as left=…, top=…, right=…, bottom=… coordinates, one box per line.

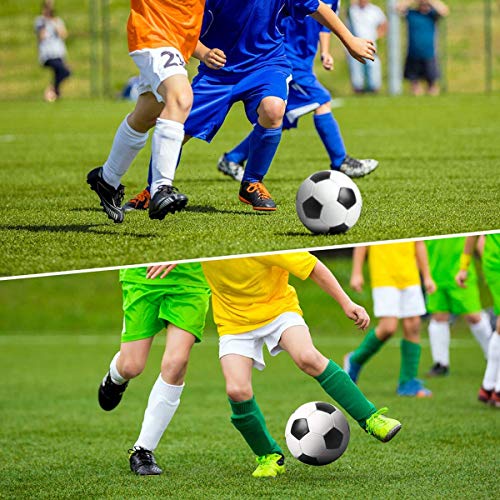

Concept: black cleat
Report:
left=426, top=362, right=449, bottom=377
left=123, top=188, right=151, bottom=212
left=98, top=372, right=129, bottom=411
left=129, top=447, right=163, bottom=475
left=149, top=185, right=188, bottom=220
left=339, top=155, right=378, bottom=178
left=239, top=181, right=276, bottom=211
left=87, top=167, right=125, bottom=223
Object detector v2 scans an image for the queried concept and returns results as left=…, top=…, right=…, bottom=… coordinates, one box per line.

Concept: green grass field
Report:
left=0, top=257, right=498, bottom=498
left=1, top=93, right=499, bottom=277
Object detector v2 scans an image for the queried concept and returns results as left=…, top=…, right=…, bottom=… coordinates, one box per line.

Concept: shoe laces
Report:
left=246, top=182, right=271, bottom=200
left=115, top=185, right=125, bottom=205
left=158, top=184, right=180, bottom=194
left=255, top=453, right=283, bottom=467
left=365, top=407, right=389, bottom=436
left=130, top=189, right=150, bottom=204
left=129, top=447, right=155, bottom=464
left=343, top=155, right=363, bottom=168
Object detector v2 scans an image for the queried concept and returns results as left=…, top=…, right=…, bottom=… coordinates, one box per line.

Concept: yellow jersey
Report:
left=368, top=242, right=420, bottom=289
left=201, top=253, right=318, bottom=336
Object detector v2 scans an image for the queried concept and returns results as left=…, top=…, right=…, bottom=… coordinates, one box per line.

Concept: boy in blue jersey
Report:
left=218, top=1, right=379, bottom=182
left=123, top=0, right=376, bottom=213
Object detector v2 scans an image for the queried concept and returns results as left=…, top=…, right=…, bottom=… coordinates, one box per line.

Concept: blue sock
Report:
left=146, top=149, right=183, bottom=193
left=313, top=112, right=346, bottom=169
left=225, top=133, right=251, bottom=164
left=243, top=123, right=282, bottom=183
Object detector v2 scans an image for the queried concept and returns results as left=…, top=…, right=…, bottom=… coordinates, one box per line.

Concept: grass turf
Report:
left=0, top=258, right=498, bottom=498
left=0, top=93, right=499, bottom=277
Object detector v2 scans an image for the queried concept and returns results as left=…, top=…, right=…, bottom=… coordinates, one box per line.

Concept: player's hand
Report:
left=350, top=273, right=364, bottom=293
left=424, top=277, right=436, bottom=294
left=146, top=264, right=177, bottom=279
left=343, top=301, right=370, bottom=330
left=347, top=36, right=376, bottom=64
left=455, top=270, right=468, bottom=288
left=321, top=52, right=334, bottom=71
left=203, top=48, right=226, bottom=70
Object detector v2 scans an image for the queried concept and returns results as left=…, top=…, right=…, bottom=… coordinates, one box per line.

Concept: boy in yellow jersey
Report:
left=344, top=241, right=435, bottom=397
left=199, top=252, right=402, bottom=478
left=457, top=234, right=500, bottom=407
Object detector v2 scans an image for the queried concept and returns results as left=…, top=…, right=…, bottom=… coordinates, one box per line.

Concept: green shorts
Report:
left=427, top=282, right=482, bottom=315
left=121, top=282, right=210, bottom=343
left=483, top=266, right=500, bottom=315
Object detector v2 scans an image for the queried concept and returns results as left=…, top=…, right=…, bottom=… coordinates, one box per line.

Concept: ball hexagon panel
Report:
left=312, top=178, right=341, bottom=206
left=285, top=434, right=302, bottom=458
left=307, top=410, right=334, bottom=435
left=299, top=431, right=327, bottom=457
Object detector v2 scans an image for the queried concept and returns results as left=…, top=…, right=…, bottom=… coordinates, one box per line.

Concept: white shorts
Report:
left=130, top=47, right=188, bottom=103
left=372, top=285, right=426, bottom=318
left=219, top=312, right=307, bottom=371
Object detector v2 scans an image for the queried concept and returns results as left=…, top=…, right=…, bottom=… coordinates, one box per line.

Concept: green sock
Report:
left=315, top=360, right=376, bottom=429
left=229, top=396, right=282, bottom=457
left=399, top=339, right=421, bottom=384
left=350, top=328, right=385, bottom=365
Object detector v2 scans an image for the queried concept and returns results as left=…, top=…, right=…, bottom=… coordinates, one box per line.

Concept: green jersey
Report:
left=483, top=234, right=500, bottom=274
left=426, top=237, right=477, bottom=287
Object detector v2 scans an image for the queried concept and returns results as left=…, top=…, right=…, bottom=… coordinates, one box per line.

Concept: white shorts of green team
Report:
left=219, top=312, right=307, bottom=371
left=129, top=46, right=188, bottom=103
left=372, top=285, right=426, bottom=319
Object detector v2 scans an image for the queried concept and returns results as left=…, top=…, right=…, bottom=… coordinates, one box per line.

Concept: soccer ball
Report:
left=296, top=170, right=362, bottom=234
left=285, top=401, right=350, bottom=466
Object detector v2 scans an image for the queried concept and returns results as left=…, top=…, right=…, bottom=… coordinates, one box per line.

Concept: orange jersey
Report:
left=127, top=0, right=205, bottom=61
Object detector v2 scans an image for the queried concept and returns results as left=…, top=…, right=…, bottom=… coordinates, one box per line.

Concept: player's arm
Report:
left=455, top=236, right=478, bottom=288
left=350, top=246, right=367, bottom=293
left=428, top=0, right=450, bottom=17
left=193, top=40, right=226, bottom=69
left=311, top=1, right=376, bottom=64
left=377, top=19, right=388, bottom=38
left=309, top=260, right=370, bottom=330
left=415, top=241, right=436, bottom=294
left=319, top=31, right=334, bottom=70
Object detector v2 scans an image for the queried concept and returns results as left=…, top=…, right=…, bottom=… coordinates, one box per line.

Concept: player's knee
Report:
left=161, top=354, right=188, bottom=384
left=165, top=88, right=193, bottom=118
left=119, top=358, right=145, bottom=379
left=314, top=102, right=331, bottom=115
left=259, top=99, right=286, bottom=127
left=465, top=313, right=481, bottom=325
left=295, top=347, right=324, bottom=375
left=226, top=382, right=253, bottom=402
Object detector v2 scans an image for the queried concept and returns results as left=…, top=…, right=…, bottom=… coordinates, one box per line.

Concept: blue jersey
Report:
left=406, top=9, right=439, bottom=59
left=282, top=2, right=339, bottom=77
left=198, top=0, right=320, bottom=78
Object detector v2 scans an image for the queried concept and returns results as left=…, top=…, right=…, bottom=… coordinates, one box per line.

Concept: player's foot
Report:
left=252, top=453, right=285, bottom=478
left=490, top=392, right=500, bottom=408
left=122, top=188, right=150, bottom=212
left=239, top=181, right=276, bottom=211
left=365, top=407, right=402, bottom=443
left=343, top=352, right=362, bottom=383
left=44, top=85, right=57, bottom=102
left=98, top=372, right=129, bottom=411
left=149, top=185, right=188, bottom=220
left=128, top=447, right=163, bottom=475
left=397, top=378, right=432, bottom=398
left=217, top=153, right=244, bottom=182
left=87, top=166, right=125, bottom=223
left=338, top=155, right=378, bottom=178
left=478, top=386, right=492, bottom=404
left=426, top=362, right=449, bottom=377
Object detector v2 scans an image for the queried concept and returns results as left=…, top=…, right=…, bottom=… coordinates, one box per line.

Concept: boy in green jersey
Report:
left=426, top=237, right=492, bottom=376
left=457, top=234, right=500, bottom=407
left=97, top=263, right=210, bottom=474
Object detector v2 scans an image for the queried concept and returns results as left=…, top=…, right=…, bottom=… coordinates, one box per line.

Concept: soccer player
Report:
left=97, top=264, right=210, bottom=474
left=200, top=252, right=401, bottom=477
left=456, top=234, right=500, bottom=407
left=87, top=0, right=206, bottom=223
left=344, top=241, right=435, bottom=397
left=123, top=0, right=376, bottom=213
left=425, top=237, right=492, bottom=376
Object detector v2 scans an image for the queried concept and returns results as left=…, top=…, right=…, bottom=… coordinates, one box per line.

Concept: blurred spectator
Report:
left=34, top=0, right=71, bottom=101
left=347, top=0, right=387, bottom=94
left=398, top=0, right=449, bottom=96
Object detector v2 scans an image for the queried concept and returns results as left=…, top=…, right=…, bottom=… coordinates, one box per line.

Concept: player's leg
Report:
left=278, top=324, right=401, bottom=443
left=465, top=312, right=493, bottom=357
left=427, top=311, right=451, bottom=376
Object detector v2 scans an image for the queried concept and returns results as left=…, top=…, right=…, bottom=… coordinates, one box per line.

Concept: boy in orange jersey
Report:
left=87, top=0, right=208, bottom=223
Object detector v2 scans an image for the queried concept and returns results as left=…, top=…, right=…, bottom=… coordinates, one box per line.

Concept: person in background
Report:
left=34, top=0, right=71, bottom=102
left=347, top=0, right=387, bottom=94
left=397, top=0, right=449, bottom=96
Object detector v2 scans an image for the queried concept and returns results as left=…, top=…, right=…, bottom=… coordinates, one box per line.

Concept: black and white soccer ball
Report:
left=285, top=401, right=350, bottom=466
left=296, top=170, right=362, bottom=234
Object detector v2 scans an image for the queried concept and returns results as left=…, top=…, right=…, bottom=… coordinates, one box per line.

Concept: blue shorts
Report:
left=283, top=73, right=331, bottom=130
left=185, top=65, right=291, bottom=142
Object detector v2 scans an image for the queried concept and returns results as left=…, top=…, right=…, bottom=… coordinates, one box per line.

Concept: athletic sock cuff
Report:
left=315, top=359, right=340, bottom=385
left=229, top=396, right=257, bottom=415
left=253, top=122, right=282, bottom=137
left=157, top=375, right=185, bottom=402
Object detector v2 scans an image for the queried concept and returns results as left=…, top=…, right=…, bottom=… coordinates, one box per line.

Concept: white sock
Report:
left=109, top=351, right=127, bottom=385
left=428, top=319, right=450, bottom=366
left=150, top=118, right=184, bottom=195
left=482, top=332, right=500, bottom=391
left=134, top=375, right=185, bottom=451
left=469, top=312, right=493, bottom=358
left=102, top=117, right=148, bottom=188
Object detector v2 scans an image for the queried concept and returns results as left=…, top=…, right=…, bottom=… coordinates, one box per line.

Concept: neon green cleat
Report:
left=365, top=407, right=402, bottom=443
left=252, top=453, right=286, bottom=478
